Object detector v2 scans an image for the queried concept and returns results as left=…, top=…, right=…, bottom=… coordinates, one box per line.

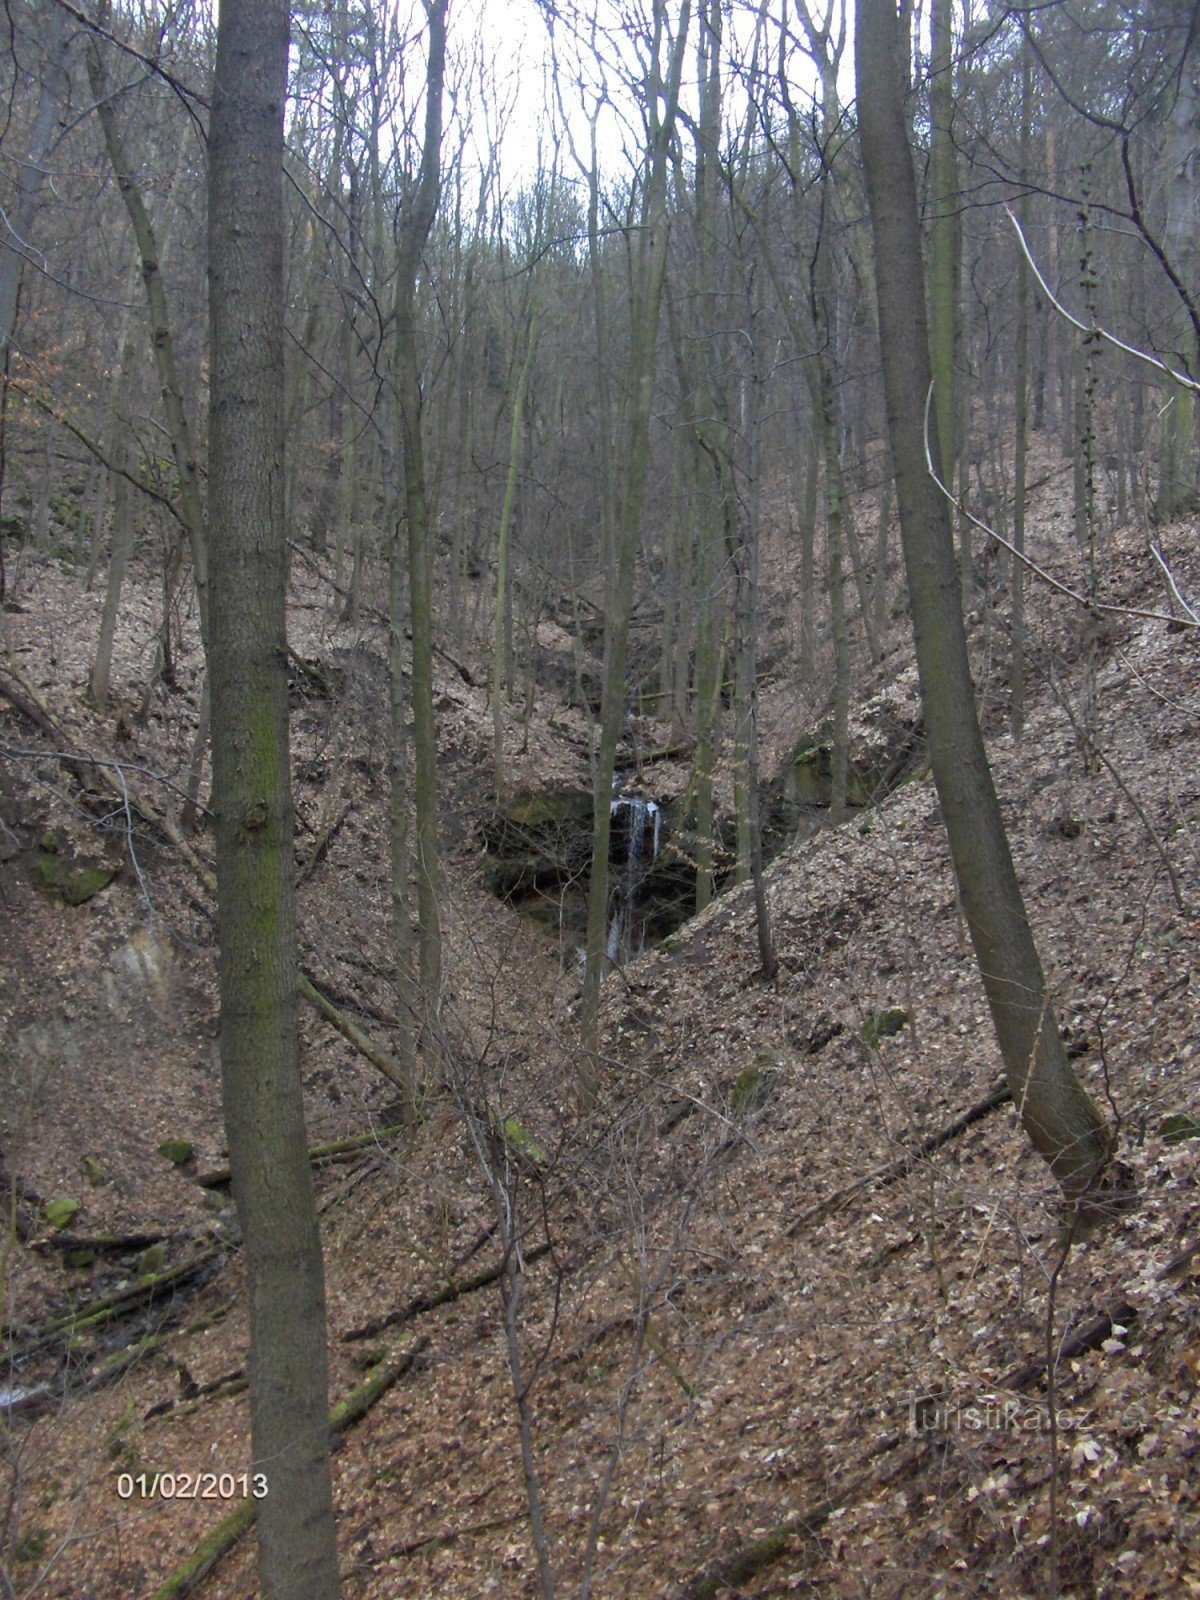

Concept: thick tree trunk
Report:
left=856, top=0, right=1116, bottom=1208
left=207, top=3, right=341, bottom=1595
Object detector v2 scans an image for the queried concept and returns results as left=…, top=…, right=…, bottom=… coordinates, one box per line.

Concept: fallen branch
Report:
left=149, top=1336, right=430, bottom=1600
left=195, top=1123, right=408, bottom=1190
left=786, top=1081, right=1011, bottom=1236
left=384, top=1509, right=524, bottom=1561
left=343, top=1241, right=554, bottom=1343
left=679, top=1439, right=918, bottom=1599
left=296, top=973, right=415, bottom=1113
left=921, top=388, right=1198, bottom=633
left=13, top=1246, right=221, bottom=1358
left=1000, top=1303, right=1138, bottom=1392
left=298, top=800, right=352, bottom=883
left=286, top=540, right=480, bottom=685
left=29, top=1229, right=172, bottom=1256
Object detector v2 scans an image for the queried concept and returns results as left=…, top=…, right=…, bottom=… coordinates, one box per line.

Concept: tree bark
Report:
left=856, top=0, right=1115, bottom=1207
left=0, top=0, right=70, bottom=362
left=580, top=0, right=692, bottom=1086
left=207, top=1, right=341, bottom=1594
left=393, top=0, right=449, bottom=1016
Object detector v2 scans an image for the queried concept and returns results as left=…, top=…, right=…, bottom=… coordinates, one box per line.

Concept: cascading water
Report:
left=605, top=788, right=661, bottom=969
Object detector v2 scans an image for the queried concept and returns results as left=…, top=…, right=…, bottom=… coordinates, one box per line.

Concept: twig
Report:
left=1148, top=537, right=1200, bottom=624
left=1004, top=206, right=1200, bottom=396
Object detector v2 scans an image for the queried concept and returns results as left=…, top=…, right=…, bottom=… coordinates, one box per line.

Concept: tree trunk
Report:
left=1011, top=37, right=1032, bottom=741
left=393, top=0, right=449, bottom=1017
left=493, top=306, right=539, bottom=789
left=86, top=24, right=209, bottom=645
left=580, top=0, right=692, bottom=1084
left=856, top=0, right=1116, bottom=1208
left=0, top=0, right=70, bottom=362
left=928, top=0, right=958, bottom=529
left=207, top=2, right=341, bottom=1594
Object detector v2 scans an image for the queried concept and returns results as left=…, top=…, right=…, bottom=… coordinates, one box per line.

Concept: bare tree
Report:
left=856, top=0, right=1118, bottom=1209
left=207, top=0, right=341, bottom=1592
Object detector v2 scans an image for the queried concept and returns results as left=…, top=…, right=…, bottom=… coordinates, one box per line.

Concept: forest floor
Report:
left=0, top=453, right=1198, bottom=1600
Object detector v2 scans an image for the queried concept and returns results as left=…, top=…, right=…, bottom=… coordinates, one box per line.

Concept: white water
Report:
left=605, top=792, right=660, bottom=969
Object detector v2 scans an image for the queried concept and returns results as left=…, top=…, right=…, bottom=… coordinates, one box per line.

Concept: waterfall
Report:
left=605, top=789, right=660, bottom=969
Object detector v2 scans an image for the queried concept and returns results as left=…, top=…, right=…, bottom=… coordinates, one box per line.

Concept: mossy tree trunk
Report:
left=1155, top=21, right=1200, bottom=523
left=493, top=304, right=540, bottom=790
left=207, top=1, right=341, bottom=1594
left=857, top=0, right=1115, bottom=1207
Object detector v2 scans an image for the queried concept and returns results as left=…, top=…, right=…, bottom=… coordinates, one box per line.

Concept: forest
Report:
left=0, top=0, right=1198, bottom=1595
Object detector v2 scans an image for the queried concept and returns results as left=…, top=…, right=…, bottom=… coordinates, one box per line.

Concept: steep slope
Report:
left=0, top=481, right=1196, bottom=1600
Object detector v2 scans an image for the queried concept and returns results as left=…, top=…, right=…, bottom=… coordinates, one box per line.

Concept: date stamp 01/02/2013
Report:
left=116, top=1471, right=268, bottom=1501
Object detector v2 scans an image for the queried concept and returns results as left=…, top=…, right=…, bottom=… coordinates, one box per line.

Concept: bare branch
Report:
left=1004, top=206, right=1200, bottom=396
left=921, top=384, right=1199, bottom=633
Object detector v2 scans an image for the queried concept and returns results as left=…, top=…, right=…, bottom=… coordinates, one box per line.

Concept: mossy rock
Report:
left=13, top=1529, right=48, bottom=1565
left=491, top=1112, right=545, bottom=1168
left=63, top=1249, right=96, bottom=1270
left=1160, top=1113, right=1200, bottom=1145
left=731, top=1055, right=780, bottom=1113
left=33, top=853, right=115, bottom=905
left=157, top=1138, right=194, bottom=1167
left=861, top=1008, right=909, bottom=1049
left=44, top=1196, right=80, bottom=1230
left=502, top=791, right=593, bottom=830
left=138, top=1243, right=168, bottom=1276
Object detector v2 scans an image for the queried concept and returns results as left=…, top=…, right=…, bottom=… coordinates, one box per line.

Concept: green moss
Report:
left=157, top=1139, right=194, bottom=1166
left=861, top=1008, right=909, bottom=1049
left=33, top=854, right=115, bottom=905
left=44, top=1196, right=80, bottom=1230
left=105, top=1400, right=137, bottom=1459
left=13, top=1529, right=48, bottom=1564
left=138, top=1243, right=168, bottom=1276
left=732, top=1065, right=762, bottom=1110
left=1160, top=1113, right=1200, bottom=1145
left=81, top=1154, right=105, bottom=1187
left=732, top=1055, right=778, bottom=1113
left=490, top=1112, right=545, bottom=1168
left=502, top=791, right=592, bottom=829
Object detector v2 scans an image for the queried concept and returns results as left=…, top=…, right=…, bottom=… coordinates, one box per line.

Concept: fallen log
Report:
left=195, top=1123, right=408, bottom=1190
left=149, top=1335, right=430, bottom=1600
left=11, top=1246, right=222, bottom=1359
left=29, top=1229, right=172, bottom=1256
